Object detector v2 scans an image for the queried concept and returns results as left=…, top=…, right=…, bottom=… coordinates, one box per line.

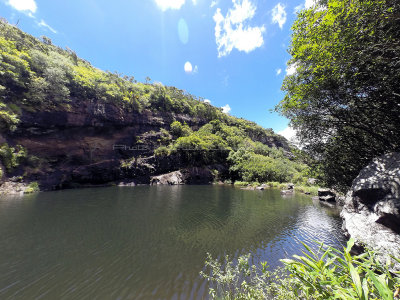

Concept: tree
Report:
left=276, top=0, right=400, bottom=190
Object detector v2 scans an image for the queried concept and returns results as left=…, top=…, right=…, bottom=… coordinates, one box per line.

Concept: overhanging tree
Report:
left=276, top=0, right=400, bottom=190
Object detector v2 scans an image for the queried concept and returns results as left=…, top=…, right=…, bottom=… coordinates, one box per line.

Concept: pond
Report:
left=0, top=185, right=346, bottom=299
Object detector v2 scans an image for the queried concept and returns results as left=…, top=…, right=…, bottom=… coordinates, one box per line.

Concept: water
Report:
left=0, top=185, right=346, bottom=299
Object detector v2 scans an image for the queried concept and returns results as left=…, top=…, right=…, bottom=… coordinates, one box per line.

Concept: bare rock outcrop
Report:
left=150, top=167, right=214, bottom=185
left=341, top=152, right=400, bottom=270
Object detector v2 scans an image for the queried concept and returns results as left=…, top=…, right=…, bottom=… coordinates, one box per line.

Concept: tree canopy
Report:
left=276, top=0, right=400, bottom=190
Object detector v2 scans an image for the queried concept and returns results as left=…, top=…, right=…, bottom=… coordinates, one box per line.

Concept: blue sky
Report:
left=0, top=0, right=315, bottom=139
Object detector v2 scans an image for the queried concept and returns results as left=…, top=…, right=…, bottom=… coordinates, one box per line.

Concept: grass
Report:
left=234, top=181, right=320, bottom=196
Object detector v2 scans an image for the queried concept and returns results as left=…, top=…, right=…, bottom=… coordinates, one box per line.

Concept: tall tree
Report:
left=276, top=0, right=400, bottom=190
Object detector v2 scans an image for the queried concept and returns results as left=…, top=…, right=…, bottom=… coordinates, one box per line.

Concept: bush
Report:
left=0, top=143, right=27, bottom=172
left=170, top=121, right=192, bottom=138
left=24, top=181, right=39, bottom=193
left=201, top=239, right=400, bottom=300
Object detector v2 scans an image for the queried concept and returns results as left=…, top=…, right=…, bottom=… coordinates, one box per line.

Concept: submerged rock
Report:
left=341, top=152, right=400, bottom=270
left=281, top=189, right=294, bottom=195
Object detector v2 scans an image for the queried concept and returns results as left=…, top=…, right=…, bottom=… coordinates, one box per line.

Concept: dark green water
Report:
left=0, top=185, right=346, bottom=299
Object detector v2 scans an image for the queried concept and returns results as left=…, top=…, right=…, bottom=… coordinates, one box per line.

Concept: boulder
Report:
left=150, top=171, right=184, bottom=185
left=318, top=188, right=336, bottom=202
left=341, top=152, right=400, bottom=271
left=150, top=167, right=214, bottom=185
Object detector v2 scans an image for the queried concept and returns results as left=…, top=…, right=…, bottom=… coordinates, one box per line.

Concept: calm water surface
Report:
left=0, top=185, right=346, bottom=299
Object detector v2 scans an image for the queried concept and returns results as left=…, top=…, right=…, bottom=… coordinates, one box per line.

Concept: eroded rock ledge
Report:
left=341, top=152, right=400, bottom=270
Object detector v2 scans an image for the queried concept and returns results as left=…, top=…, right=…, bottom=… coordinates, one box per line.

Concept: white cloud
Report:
left=192, top=0, right=197, bottom=4
left=213, top=0, right=265, bottom=57
left=294, top=0, right=317, bottom=13
left=271, top=3, right=287, bottom=29
left=276, top=68, right=282, bottom=75
left=222, top=104, right=231, bottom=114
left=305, top=0, right=317, bottom=9
left=294, top=4, right=303, bottom=13
left=278, top=126, right=300, bottom=147
left=204, top=99, right=211, bottom=104
left=210, top=0, right=217, bottom=8
left=155, top=0, right=185, bottom=11
left=7, top=0, right=37, bottom=13
left=286, top=63, right=297, bottom=76
left=37, top=19, right=57, bottom=33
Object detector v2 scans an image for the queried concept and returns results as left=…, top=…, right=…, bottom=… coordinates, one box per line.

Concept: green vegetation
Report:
left=156, top=120, right=311, bottom=184
left=0, top=18, right=233, bottom=128
left=276, top=0, right=400, bottom=191
left=24, top=181, right=39, bottom=193
left=0, top=143, right=26, bottom=172
left=201, top=239, right=400, bottom=299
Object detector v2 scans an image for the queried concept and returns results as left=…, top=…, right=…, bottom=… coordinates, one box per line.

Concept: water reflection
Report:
left=0, top=186, right=346, bottom=299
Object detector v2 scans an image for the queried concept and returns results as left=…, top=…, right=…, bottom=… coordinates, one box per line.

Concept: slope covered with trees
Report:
left=0, top=19, right=309, bottom=190
left=276, top=0, right=400, bottom=191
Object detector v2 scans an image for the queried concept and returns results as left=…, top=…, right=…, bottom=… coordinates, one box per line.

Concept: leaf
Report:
left=367, top=269, right=393, bottom=300
left=349, top=263, right=363, bottom=298
left=345, top=238, right=355, bottom=254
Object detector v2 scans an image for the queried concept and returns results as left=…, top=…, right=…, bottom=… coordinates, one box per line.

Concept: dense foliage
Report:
left=202, top=239, right=400, bottom=299
left=276, top=0, right=400, bottom=191
left=157, top=120, right=311, bottom=184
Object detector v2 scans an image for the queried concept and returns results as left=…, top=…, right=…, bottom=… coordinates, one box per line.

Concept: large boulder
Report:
left=150, top=167, right=214, bottom=185
left=341, top=152, right=400, bottom=270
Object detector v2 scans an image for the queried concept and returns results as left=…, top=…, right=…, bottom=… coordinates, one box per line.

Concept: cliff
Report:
left=0, top=20, right=306, bottom=192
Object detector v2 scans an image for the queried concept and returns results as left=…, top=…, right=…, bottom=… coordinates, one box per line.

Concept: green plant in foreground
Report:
left=201, top=239, right=400, bottom=299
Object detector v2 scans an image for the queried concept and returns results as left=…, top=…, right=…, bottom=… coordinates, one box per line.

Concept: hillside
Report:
left=0, top=19, right=309, bottom=191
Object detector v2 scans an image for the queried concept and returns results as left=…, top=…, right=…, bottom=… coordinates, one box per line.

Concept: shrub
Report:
left=24, top=181, right=39, bottom=193
left=0, top=143, right=27, bottom=172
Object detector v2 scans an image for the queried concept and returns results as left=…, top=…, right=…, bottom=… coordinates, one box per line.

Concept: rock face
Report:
left=341, top=152, right=400, bottom=270
left=0, top=98, right=289, bottom=192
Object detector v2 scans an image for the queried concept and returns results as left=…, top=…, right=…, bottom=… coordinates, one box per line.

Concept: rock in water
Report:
left=318, top=188, right=336, bottom=202
left=341, top=152, right=400, bottom=270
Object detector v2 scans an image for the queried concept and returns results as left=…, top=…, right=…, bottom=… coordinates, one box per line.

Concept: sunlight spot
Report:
left=178, top=18, right=189, bottom=44
left=184, top=61, right=193, bottom=73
